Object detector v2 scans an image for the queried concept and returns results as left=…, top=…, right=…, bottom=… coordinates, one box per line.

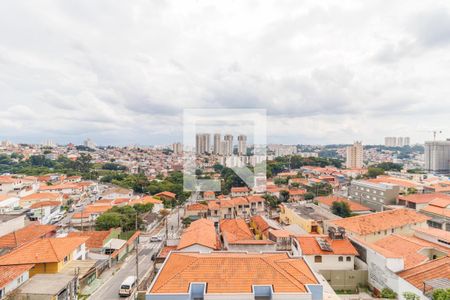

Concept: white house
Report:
left=292, top=234, right=358, bottom=271
left=29, top=201, right=62, bottom=224
left=0, top=265, right=32, bottom=299
left=0, top=195, right=19, bottom=213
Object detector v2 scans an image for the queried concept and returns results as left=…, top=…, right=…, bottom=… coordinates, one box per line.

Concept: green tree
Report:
left=304, top=192, right=314, bottom=201
left=381, top=288, right=397, bottom=299
left=406, top=187, right=418, bottom=195
left=95, top=212, right=122, bottom=230
left=367, top=167, right=385, bottom=178
left=280, top=190, right=289, bottom=202
left=403, top=292, right=420, bottom=300
left=331, top=201, right=352, bottom=218
left=433, top=289, right=450, bottom=300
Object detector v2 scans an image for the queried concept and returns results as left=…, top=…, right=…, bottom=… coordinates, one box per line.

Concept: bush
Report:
left=381, top=288, right=397, bottom=299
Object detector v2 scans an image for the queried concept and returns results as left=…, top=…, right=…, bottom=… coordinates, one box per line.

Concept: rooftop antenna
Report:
left=432, top=130, right=442, bottom=141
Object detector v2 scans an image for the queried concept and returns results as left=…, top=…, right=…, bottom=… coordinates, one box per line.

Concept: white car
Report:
left=150, top=236, right=163, bottom=242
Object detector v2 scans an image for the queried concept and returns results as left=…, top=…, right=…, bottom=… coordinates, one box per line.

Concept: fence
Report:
left=319, top=269, right=368, bottom=292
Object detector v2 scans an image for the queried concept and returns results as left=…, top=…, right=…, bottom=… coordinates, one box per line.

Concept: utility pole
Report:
left=135, top=212, right=139, bottom=290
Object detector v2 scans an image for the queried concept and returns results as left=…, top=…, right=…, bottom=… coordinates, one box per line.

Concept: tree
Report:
left=304, top=192, right=314, bottom=201
left=95, top=212, right=122, bottom=230
left=381, top=288, right=397, bottom=299
left=406, top=187, right=418, bottom=195
left=280, top=190, right=289, bottom=202
left=331, top=201, right=352, bottom=218
left=133, top=203, right=154, bottom=213
left=367, top=167, right=385, bottom=178
left=403, top=292, right=420, bottom=300
left=433, top=289, right=450, bottom=300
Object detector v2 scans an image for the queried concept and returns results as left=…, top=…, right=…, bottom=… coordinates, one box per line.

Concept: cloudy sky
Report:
left=1, top=0, right=450, bottom=146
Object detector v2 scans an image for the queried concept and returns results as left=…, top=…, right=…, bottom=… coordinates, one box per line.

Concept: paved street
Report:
left=89, top=211, right=182, bottom=300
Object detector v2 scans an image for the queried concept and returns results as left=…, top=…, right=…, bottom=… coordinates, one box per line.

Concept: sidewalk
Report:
left=81, top=261, right=124, bottom=295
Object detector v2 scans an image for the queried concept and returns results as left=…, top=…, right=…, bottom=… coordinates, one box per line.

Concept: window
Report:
left=64, top=256, right=69, bottom=263
left=346, top=256, right=351, bottom=261
left=314, top=256, right=322, bottom=263
left=338, top=256, right=343, bottom=262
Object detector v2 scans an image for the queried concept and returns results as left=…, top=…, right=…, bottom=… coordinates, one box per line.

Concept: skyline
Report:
left=1, top=1, right=450, bottom=145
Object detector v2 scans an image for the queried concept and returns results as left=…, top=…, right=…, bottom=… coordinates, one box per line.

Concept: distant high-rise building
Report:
left=237, top=135, right=247, bottom=156
left=223, top=134, right=233, bottom=156
left=172, top=142, right=183, bottom=154
left=346, top=141, right=363, bottom=169
left=424, top=140, right=450, bottom=174
left=83, top=138, right=96, bottom=148
left=384, top=136, right=410, bottom=147
left=404, top=137, right=410, bottom=146
left=195, top=134, right=210, bottom=155
left=213, top=133, right=221, bottom=155
left=43, top=139, right=55, bottom=147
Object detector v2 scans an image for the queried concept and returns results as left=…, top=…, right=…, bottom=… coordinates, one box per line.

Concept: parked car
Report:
left=150, top=236, right=163, bottom=242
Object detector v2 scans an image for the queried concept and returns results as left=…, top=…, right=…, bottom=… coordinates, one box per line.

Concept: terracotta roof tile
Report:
left=397, top=256, right=450, bottom=292
left=150, top=252, right=318, bottom=294
left=177, top=219, right=220, bottom=250
left=0, top=224, right=56, bottom=250
left=0, top=264, right=34, bottom=289
left=0, top=237, right=88, bottom=265
left=295, top=235, right=358, bottom=255
left=67, top=230, right=112, bottom=249
left=398, top=193, right=450, bottom=204
left=329, top=209, right=430, bottom=235
left=316, top=195, right=371, bottom=212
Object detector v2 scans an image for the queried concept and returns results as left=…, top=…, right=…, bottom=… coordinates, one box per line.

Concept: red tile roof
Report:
left=398, top=193, right=450, bottom=204
left=150, top=252, right=318, bottom=294
left=295, top=235, right=358, bottom=255
left=397, top=256, right=450, bottom=292
left=0, top=237, right=88, bottom=265
left=0, top=224, right=56, bottom=250
left=0, top=264, right=34, bottom=289
left=177, top=219, right=220, bottom=250
left=67, top=230, right=112, bottom=249
left=329, top=209, right=430, bottom=235
left=30, top=201, right=61, bottom=209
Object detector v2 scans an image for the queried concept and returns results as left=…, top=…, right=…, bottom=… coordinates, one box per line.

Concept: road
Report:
left=89, top=211, right=182, bottom=300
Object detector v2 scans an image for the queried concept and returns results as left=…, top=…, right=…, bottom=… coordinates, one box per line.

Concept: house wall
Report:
left=280, top=206, right=323, bottom=234
left=304, top=255, right=354, bottom=271
left=330, top=221, right=428, bottom=243
left=226, top=243, right=277, bottom=252
left=179, top=244, right=214, bottom=253
left=2, top=270, right=29, bottom=297
left=0, top=215, right=25, bottom=236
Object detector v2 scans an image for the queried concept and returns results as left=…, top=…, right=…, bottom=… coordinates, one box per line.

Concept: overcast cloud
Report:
left=1, top=0, right=450, bottom=145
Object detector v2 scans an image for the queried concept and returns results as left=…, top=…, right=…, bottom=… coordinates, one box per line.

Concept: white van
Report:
left=119, top=276, right=137, bottom=297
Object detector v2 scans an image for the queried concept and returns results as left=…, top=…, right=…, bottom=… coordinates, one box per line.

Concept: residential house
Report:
left=146, top=252, right=324, bottom=300
left=177, top=219, right=220, bottom=252
left=184, top=203, right=208, bottom=220
left=0, top=264, right=33, bottom=299
left=29, top=201, right=62, bottom=224
left=316, top=195, right=372, bottom=215
left=249, top=215, right=281, bottom=239
left=367, top=176, right=424, bottom=194
left=130, top=196, right=164, bottom=212
left=71, top=205, right=111, bottom=228
left=67, top=228, right=120, bottom=252
left=101, top=187, right=133, bottom=200
left=413, top=227, right=450, bottom=248
left=419, top=197, right=450, bottom=231
left=397, top=193, right=450, bottom=211
left=0, top=224, right=56, bottom=255
left=0, top=176, right=24, bottom=194
left=15, top=273, right=78, bottom=300
left=202, top=191, right=215, bottom=200
left=292, top=234, right=358, bottom=272
left=0, top=195, right=19, bottom=213
left=280, top=202, right=340, bottom=234
left=219, top=219, right=275, bottom=251
left=19, top=192, right=63, bottom=209
left=230, top=186, right=250, bottom=197
left=268, top=229, right=291, bottom=251
left=0, top=237, right=88, bottom=276
left=326, top=208, right=430, bottom=243
left=353, top=233, right=449, bottom=299
left=155, top=191, right=176, bottom=203
left=288, top=189, right=307, bottom=202
left=0, top=214, right=25, bottom=237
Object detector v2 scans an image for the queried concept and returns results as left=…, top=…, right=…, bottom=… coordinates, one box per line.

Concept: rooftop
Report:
left=397, top=256, right=450, bottom=292
left=398, top=193, right=450, bottom=204
left=316, top=195, right=371, bottom=212
left=295, top=235, right=358, bottom=256
left=149, top=252, right=318, bottom=294
left=17, top=273, right=76, bottom=295
left=0, top=264, right=34, bottom=289
left=0, top=224, right=57, bottom=250
left=0, top=237, right=88, bottom=265
left=177, top=219, right=220, bottom=250
left=283, top=202, right=340, bottom=221
left=329, top=208, right=430, bottom=235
